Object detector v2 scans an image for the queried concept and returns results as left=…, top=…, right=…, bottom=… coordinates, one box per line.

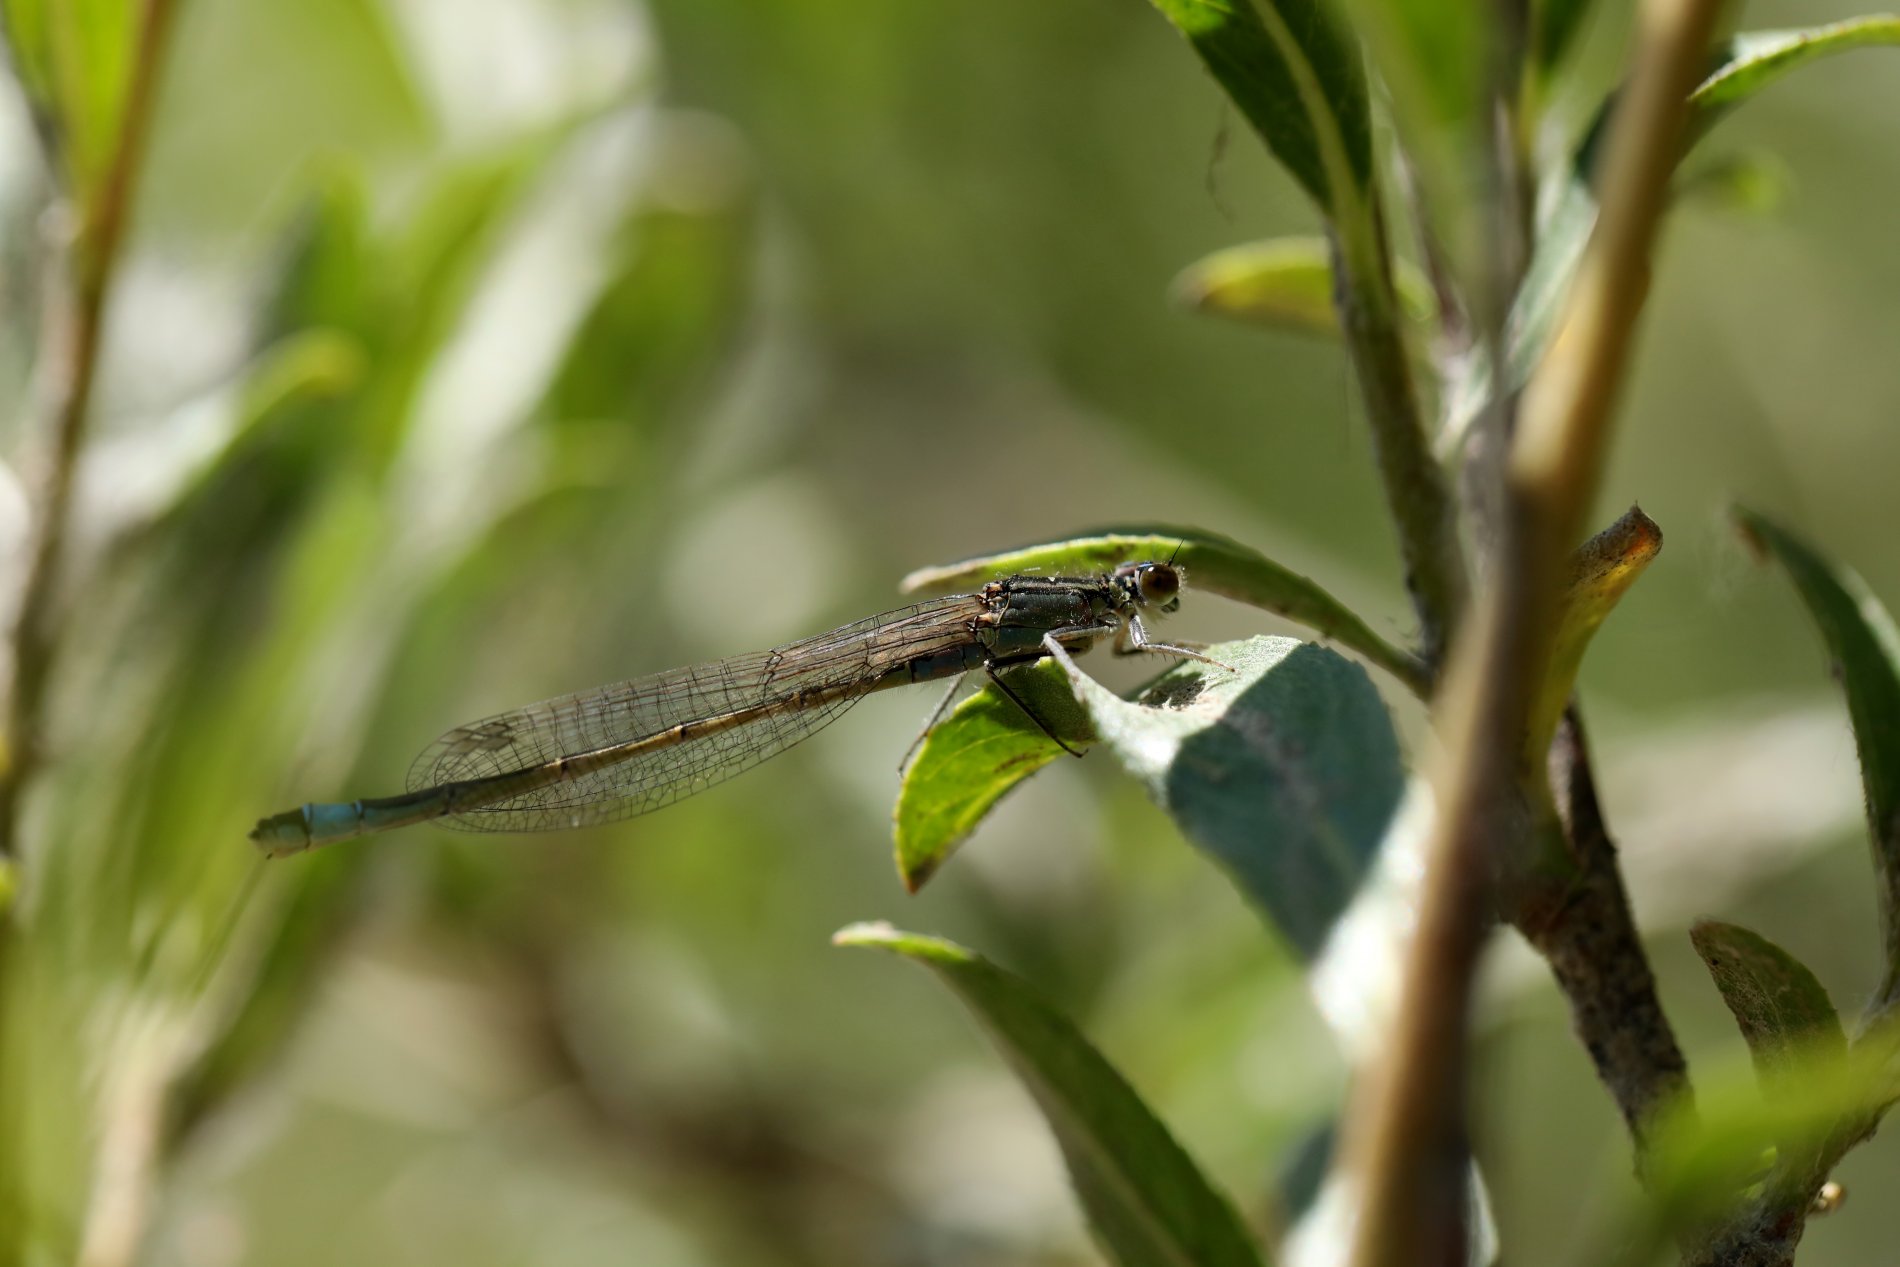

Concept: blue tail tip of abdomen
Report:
left=250, top=809, right=310, bottom=858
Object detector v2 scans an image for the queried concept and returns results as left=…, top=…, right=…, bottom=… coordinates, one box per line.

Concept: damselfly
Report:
left=251, top=560, right=1217, bottom=857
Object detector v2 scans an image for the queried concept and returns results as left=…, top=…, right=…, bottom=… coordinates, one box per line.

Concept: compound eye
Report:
left=1136, top=563, right=1181, bottom=609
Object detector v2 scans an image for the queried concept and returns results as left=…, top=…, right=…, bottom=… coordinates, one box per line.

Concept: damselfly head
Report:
left=1115, top=561, right=1184, bottom=613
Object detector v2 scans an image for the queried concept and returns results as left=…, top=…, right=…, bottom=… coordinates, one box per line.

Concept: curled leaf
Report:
left=1528, top=505, right=1664, bottom=764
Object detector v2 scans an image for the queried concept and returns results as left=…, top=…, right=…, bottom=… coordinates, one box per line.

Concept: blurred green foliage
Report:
left=0, top=0, right=1896, bottom=1264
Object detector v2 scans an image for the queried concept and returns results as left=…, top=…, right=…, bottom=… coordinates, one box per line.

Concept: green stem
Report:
left=0, top=0, right=184, bottom=861
left=1332, top=207, right=1467, bottom=670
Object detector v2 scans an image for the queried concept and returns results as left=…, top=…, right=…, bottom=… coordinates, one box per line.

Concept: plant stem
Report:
left=1332, top=210, right=1467, bottom=670
left=1526, top=708, right=1689, bottom=1171
left=0, top=0, right=183, bottom=860
left=1334, top=0, right=1728, bottom=1261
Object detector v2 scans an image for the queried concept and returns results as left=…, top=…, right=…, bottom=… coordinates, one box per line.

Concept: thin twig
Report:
left=1333, top=211, right=1468, bottom=670
left=0, top=0, right=183, bottom=859
left=1335, top=1, right=1729, bottom=1262
left=1529, top=706, right=1690, bottom=1169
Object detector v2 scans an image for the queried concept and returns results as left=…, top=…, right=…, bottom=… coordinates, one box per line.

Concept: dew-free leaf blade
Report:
left=1, top=0, right=137, bottom=199
left=1173, top=237, right=1340, bottom=336
left=1689, top=19, right=1900, bottom=143
left=1528, top=505, right=1664, bottom=764
left=902, top=527, right=1428, bottom=696
left=893, top=660, right=1089, bottom=891
left=1328, top=0, right=1490, bottom=281
left=1050, top=635, right=1404, bottom=959
left=834, top=925, right=1268, bottom=1267
left=1531, top=0, right=1596, bottom=78
left=1173, top=237, right=1435, bottom=337
left=1735, top=508, right=1900, bottom=995
left=1143, top=0, right=1370, bottom=218
left=1690, top=920, right=1846, bottom=1096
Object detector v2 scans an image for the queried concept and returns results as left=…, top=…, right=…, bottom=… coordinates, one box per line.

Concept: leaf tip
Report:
left=1731, top=504, right=1772, bottom=561
left=831, top=920, right=898, bottom=949
left=898, top=854, right=939, bottom=894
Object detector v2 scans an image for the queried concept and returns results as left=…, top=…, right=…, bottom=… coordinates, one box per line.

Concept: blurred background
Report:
left=0, top=0, right=1896, bottom=1263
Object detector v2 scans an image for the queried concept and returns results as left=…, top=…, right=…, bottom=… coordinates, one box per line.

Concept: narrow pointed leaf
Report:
left=835, top=925, right=1268, bottom=1267
left=1532, top=0, right=1597, bottom=77
left=902, top=527, right=1428, bottom=696
left=1334, top=0, right=1485, bottom=140
left=1143, top=0, right=1370, bottom=218
left=894, top=660, right=1090, bottom=891
left=1173, top=237, right=1434, bottom=337
left=1736, top=508, right=1900, bottom=993
left=1051, top=635, right=1403, bottom=959
left=1528, top=506, right=1664, bottom=764
left=0, top=0, right=136, bottom=199
left=1689, top=19, right=1900, bottom=143
left=1690, top=920, right=1846, bottom=1095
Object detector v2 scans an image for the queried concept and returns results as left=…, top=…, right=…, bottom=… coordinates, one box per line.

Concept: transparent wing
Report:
left=405, top=594, right=985, bottom=832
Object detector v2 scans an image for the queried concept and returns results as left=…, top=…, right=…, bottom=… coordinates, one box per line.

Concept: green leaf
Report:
left=1453, top=20, right=1900, bottom=457
left=1528, top=505, right=1663, bottom=765
left=834, top=925, right=1268, bottom=1267
left=1050, top=635, right=1404, bottom=959
left=1338, top=0, right=1485, bottom=139
left=1172, top=236, right=1434, bottom=338
left=901, top=526, right=1428, bottom=697
left=893, top=659, right=1087, bottom=891
left=1689, top=19, right=1900, bottom=144
left=1736, top=508, right=1900, bottom=995
left=0, top=0, right=136, bottom=200
left=1690, top=920, right=1846, bottom=1094
left=1143, top=0, right=1370, bottom=219
left=1531, top=0, right=1596, bottom=78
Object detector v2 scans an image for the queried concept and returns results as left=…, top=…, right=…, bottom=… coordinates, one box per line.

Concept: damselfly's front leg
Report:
left=1113, top=614, right=1233, bottom=671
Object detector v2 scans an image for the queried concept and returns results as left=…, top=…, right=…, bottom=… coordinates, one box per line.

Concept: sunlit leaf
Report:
left=1689, top=19, right=1900, bottom=144
left=1529, top=506, right=1663, bottom=765
left=1736, top=508, right=1900, bottom=995
left=0, top=0, right=136, bottom=199
left=902, top=527, right=1428, bottom=697
left=835, top=925, right=1268, bottom=1267
left=1690, top=920, right=1845, bottom=1095
left=893, top=659, right=1087, bottom=891
left=1173, top=236, right=1434, bottom=338
left=1143, top=0, right=1370, bottom=219
left=1050, top=635, right=1404, bottom=958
